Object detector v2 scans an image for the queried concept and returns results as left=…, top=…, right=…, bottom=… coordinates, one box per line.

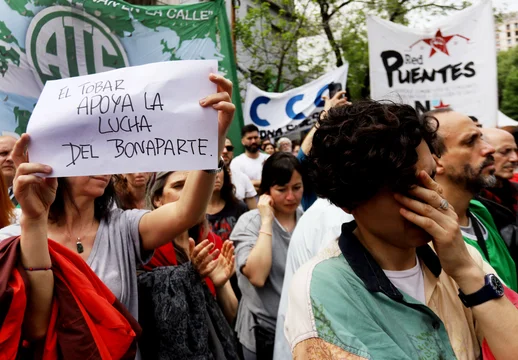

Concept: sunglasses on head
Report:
left=225, top=145, right=234, bottom=151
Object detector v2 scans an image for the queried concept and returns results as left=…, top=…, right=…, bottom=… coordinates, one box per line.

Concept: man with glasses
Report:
left=479, top=128, right=518, bottom=216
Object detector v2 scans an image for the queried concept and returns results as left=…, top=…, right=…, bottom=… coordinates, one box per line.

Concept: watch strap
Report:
left=203, top=157, right=224, bottom=174
left=458, top=274, right=504, bottom=307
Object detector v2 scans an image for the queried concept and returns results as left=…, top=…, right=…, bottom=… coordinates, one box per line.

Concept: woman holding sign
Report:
left=0, top=74, right=234, bottom=352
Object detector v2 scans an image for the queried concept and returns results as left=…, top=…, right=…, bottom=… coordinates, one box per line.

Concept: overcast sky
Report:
left=408, top=0, right=517, bottom=27
left=491, top=0, right=517, bottom=12
left=298, top=0, right=517, bottom=72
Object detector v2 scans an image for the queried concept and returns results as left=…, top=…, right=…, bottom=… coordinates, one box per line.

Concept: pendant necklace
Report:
left=67, top=221, right=94, bottom=254
left=68, top=219, right=95, bottom=254
left=76, top=237, right=84, bottom=253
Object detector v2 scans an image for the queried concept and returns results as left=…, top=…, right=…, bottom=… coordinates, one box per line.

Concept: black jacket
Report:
left=138, top=263, right=240, bottom=360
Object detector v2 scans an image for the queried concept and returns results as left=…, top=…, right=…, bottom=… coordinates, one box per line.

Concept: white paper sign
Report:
left=367, top=0, right=497, bottom=127
left=243, top=65, right=348, bottom=139
left=27, top=60, right=219, bottom=177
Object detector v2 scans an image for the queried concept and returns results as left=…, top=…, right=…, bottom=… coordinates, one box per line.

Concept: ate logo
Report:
left=26, top=6, right=128, bottom=88
left=410, top=29, right=470, bottom=57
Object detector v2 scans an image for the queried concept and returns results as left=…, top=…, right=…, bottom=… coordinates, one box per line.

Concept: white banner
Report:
left=243, top=65, right=348, bottom=139
left=367, top=0, right=497, bottom=127
left=27, top=60, right=219, bottom=177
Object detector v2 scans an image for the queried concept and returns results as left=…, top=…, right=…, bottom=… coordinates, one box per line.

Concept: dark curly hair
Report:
left=308, top=100, right=440, bottom=210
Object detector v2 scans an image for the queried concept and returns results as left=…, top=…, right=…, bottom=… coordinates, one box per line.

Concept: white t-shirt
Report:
left=383, top=256, right=426, bottom=304
left=230, top=152, right=269, bottom=181
left=231, top=169, right=257, bottom=200
left=460, top=213, right=489, bottom=241
left=273, top=199, right=353, bottom=360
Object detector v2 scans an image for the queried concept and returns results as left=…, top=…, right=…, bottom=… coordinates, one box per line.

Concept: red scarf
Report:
left=0, top=236, right=140, bottom=359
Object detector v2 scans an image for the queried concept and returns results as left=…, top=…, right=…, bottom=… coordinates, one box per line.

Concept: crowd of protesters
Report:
left=1, top=75, right=518, bottom=360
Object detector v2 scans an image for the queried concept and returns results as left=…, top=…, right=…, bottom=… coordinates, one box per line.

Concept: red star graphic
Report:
left=434, top=100, right=450, bottom=109
left=410, top=30, right=470, bottom=57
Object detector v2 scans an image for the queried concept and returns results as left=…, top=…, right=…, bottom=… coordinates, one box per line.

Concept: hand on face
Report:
left=208, top=240, right=235, bottom=288
left=394, top=171, right=476, bottom=279
left=199, top=74, right=235, bottom=157
left=11, top=134, right=57, bottom=221
left=258, top=194, right=275, bottom=223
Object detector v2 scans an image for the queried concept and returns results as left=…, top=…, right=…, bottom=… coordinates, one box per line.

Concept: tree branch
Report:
left=329, top=0, right=355, bottom=20
left=405, top=3, right=466, bottom=13
left=317, top=0, right=343, bottom=67
left=389, top=0, right=410, bottom=22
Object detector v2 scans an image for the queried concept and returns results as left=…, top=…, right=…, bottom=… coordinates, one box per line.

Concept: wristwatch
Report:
left=203, top=157, right=225, bottom=174
left=458, top=274, right=505, bottom=308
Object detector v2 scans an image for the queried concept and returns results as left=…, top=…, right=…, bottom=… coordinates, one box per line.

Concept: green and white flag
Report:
left=0, top=0, right=243, bottom=142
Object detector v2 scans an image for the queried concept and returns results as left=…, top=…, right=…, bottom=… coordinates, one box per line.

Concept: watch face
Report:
left=490, top=275, right=505, bottom=296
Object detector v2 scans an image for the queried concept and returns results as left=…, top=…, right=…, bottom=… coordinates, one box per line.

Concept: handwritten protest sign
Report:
left=26, top=60, right=219, bottom=177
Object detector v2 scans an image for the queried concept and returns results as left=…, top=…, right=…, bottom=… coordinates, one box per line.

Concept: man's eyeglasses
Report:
left=225, top=145, right=234, bottom=152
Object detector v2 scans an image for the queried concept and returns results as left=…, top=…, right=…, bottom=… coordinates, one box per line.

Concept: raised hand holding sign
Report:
left=27, top=60, right=222, bottom=177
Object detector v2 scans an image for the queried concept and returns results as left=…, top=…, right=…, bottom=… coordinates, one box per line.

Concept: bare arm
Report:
left=139, top=74, right=235, bottom=251
left=241, top=195, right=274, bottom=287
left=245, top=196, right=257, bottom=210
left=207, top=240, right=237, bottom=322
left=12, top=134, right=57, bottom=340
left=300, top=126, right=317, bottom=156
left=139, top=171, right=216, bottom=250
left=20, top=217, right=54, bottom=340
left=251, top=179, right=261, bottom=192
left=455, top=267, right=518, bottom=360
left=216, top=281, right=238, bottom=323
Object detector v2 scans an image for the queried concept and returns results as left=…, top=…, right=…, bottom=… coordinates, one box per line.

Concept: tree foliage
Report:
left=234, top=0, right=326, bottom=92
left=499, top=46, right=518, bottom=120
left=234, top=0, right=471, bottom=99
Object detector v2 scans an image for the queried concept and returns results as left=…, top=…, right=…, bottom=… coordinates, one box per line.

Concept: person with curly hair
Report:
left=284, top=100, right=518, bottom=359
left=276, top=137, right=292, bottom=153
